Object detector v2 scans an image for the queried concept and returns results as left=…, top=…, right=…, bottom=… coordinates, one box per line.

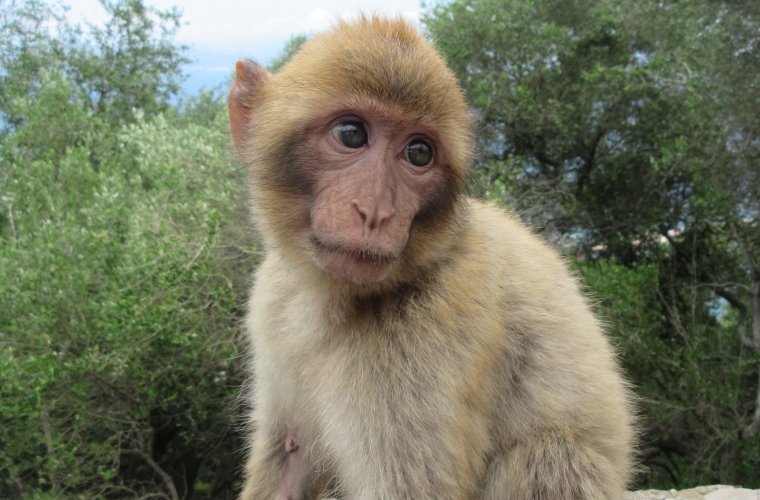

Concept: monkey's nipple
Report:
left=286, top=438, right=299, bottom=454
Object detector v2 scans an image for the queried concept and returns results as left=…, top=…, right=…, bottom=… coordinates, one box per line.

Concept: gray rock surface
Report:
left=325, top=486, right=760, bottom=499
left=625, top=486, right=760, bottom=500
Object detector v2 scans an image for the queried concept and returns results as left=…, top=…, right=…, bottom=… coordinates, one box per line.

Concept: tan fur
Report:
left=232, top=15, right=635, bottom=500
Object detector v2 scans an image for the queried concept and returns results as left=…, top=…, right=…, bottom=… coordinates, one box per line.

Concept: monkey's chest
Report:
left=264, top=288, right=500, bottom=414
left=251, top=288, right=498, bottom=496
left=273, top=314, right=490, bottom=433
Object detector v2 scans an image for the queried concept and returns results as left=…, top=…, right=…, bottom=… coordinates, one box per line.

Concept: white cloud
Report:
left=63, top=0, right=108, bottom=25
left=61, top=0, right=424, bottom=91
left=192, top=8, right=334, bottom=43
left=64, top=0, right=421, bottom=47
left=298, top=9, right=336, bottom=32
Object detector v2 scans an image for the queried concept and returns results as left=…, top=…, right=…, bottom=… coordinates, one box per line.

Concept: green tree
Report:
left=66, top=0, right=190, bottom=123
left=266, top=33, right=309, bottom=73
left=0, top=106, right=254, bottom=499
left=425, top=0, right=760, bottom=488
left=0, top=1, right=257, bottom=498
left=0, top=0, right=189, bottom=132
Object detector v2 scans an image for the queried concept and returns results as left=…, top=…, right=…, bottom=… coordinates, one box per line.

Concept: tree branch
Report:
left=6, top=202, right=16, bottom=238
left=41, top=410, right=61, bottom=493
left=124, top=430, right=179, bottom=500
left=138, top=451, right=179, bottom=500
left=714, top=288, right=754, bottom=348
left=576, top=128, right=606, bottom=197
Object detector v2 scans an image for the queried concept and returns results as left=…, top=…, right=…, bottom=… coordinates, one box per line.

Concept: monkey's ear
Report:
left=228, top=59, right=271, bottom=152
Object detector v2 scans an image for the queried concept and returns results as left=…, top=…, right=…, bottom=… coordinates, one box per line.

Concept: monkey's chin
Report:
left=314, top=246, right=395, bottom=284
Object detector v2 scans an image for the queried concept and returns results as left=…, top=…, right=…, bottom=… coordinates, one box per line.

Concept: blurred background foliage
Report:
left=0, top=0, right=758, bottom=498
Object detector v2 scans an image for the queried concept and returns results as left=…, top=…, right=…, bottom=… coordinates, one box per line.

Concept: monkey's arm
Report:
left=471, top=201, right=634, bottom=500
left=480, top=434, right=627, bottom=500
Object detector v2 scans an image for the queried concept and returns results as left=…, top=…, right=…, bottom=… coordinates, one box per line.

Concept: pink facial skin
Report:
left=309, top=111, right=445, bottom=284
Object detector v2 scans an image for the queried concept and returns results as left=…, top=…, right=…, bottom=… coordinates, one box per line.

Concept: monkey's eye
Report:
left=406, top=139, right=433, bottom=167
left=332, top=121, right=368, bottom=148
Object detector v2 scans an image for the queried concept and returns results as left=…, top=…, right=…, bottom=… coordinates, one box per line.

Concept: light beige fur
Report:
left=232, top=15, right=635, bottom=500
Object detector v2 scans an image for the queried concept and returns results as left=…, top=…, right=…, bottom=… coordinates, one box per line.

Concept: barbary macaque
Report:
left=229, top=15, right=635, bottom=500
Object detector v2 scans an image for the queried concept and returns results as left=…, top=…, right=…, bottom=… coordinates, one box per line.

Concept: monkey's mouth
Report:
left=311, top=237, right=396, bottom=264
left=311, top=237, right=397, bottom=283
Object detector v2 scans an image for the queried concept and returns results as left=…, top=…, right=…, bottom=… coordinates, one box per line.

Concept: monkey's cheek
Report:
left=315, top=249, right=393, bottom=284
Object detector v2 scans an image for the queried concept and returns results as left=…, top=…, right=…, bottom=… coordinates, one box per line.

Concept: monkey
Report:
left=228, top=15, right=635, bottom=500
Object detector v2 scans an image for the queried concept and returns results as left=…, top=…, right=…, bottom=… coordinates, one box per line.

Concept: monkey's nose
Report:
left=352, top=199, right=394, bottom=233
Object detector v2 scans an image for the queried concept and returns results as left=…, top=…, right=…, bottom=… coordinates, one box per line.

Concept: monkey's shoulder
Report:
left=457, top=199, right=584, bottom=300
left=451, top=200, right=606, bottom=347
left=460, top=199, right=628, bottom=406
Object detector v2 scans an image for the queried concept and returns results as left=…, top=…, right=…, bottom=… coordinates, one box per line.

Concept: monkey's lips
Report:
left=312, top=237, right=397, bottom=284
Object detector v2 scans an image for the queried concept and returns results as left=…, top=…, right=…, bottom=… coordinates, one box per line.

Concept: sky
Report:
left=63, top=0, right=425, bottom=95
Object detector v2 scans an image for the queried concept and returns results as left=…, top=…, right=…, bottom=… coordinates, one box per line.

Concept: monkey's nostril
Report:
left=352, top=200, right=368, bottom=224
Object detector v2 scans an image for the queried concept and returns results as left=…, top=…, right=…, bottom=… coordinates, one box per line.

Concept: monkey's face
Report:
left=306, top=109, right=447, bottom=284
left=229, top=17, right=474, bottom=290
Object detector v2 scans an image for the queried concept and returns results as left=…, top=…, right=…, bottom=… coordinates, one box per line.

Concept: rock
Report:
left=326, top=486, right=760, bottom=499
left=625, top=486, right=760, bottom=500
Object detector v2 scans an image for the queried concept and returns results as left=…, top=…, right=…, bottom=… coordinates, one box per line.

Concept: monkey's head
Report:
left=229, top=16, right=473, bottom=290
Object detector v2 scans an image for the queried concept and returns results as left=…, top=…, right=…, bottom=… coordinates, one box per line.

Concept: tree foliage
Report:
left=425, top=0, right=760, bottom=489
left=266, top=33, right=309, bottom=73
left=0, top=1, right=255, bottom=498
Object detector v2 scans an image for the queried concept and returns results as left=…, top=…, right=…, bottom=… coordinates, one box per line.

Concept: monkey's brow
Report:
left=310, top=236, right=398, bottom=264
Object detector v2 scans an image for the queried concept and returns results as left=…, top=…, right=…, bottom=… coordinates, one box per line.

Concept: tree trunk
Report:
left=747, top=279, right=760, bottom=437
